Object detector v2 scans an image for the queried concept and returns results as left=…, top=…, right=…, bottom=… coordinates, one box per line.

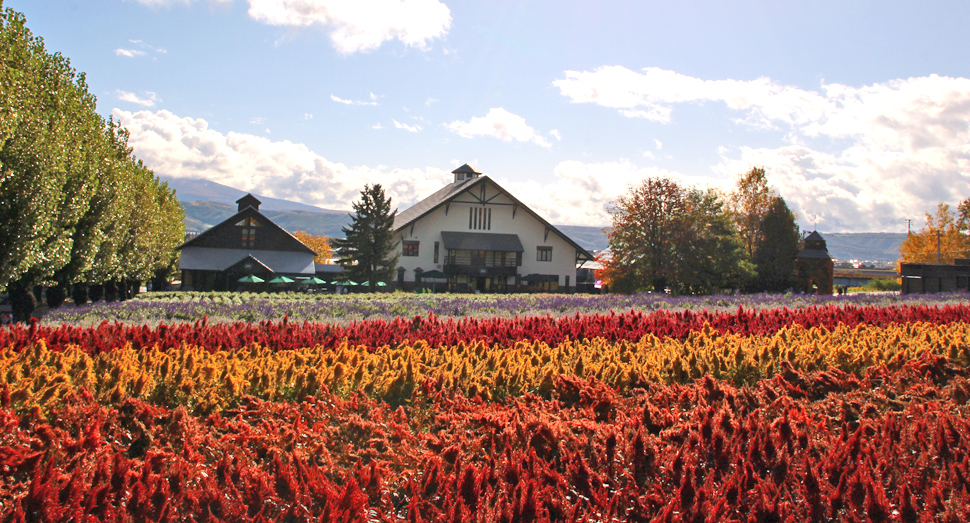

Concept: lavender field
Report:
left=41, top=290, right=970, bottom=325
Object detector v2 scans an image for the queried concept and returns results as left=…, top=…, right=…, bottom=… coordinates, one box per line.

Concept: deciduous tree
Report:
left=729, top=167, right=774, bottom=259
left=899, top=203, right=970, bottom=264
left=603, top=177, right=752, bottom=294
left=332, top=184, right=399, bottom=292
left=292, top=230, right=333, bottom=264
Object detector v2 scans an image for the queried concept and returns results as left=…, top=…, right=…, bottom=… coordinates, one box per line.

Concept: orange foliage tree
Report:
left=899, top=202, right=970, bottom=264
left=292, top=230, right=333, bottom=264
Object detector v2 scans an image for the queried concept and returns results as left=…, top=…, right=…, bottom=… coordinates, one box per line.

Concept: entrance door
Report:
left=475, top=277, right=490, bottom=292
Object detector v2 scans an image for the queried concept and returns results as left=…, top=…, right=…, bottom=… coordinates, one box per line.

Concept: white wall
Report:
left=395, top=179, right=580, bottom=286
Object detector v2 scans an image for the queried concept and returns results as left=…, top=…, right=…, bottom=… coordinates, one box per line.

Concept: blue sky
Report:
left=9, top=0, right=970, bottom=231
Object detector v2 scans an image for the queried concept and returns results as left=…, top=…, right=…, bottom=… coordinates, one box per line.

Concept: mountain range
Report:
left=166, top=176, right=907, bottom=262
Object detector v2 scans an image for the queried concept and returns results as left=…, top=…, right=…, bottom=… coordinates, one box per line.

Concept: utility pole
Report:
left=906, top=218, right=913, bottom=235
left=937, top=230, right=943, bottom=264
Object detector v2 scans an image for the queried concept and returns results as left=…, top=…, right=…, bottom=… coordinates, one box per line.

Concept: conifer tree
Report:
left=333, top=184, right=399, bottom=292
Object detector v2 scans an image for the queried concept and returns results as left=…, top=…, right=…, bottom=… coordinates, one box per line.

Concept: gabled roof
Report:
left=178, top=206, right=316, bottom=255
left=804, top=231, right=825, bottom=243
left=394, top=175, right=594, bottom=262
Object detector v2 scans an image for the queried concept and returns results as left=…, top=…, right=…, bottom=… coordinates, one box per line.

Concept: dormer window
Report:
left=457, top=173, right=465, bottom=181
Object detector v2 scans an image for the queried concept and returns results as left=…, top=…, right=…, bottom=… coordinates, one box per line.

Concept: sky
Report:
left=8, top=0, right=970, bottom=232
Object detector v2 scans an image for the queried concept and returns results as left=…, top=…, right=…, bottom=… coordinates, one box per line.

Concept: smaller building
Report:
left=178, top=194, right=316, bottom=291
left=900, top=259, right=970, bottom=294
left=794, top=231, right=834, bottom=295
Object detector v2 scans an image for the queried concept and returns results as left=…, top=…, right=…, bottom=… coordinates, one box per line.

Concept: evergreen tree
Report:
left=752, top=196, right=800, bottom=292
left=333, top=184, right=399, bottom=292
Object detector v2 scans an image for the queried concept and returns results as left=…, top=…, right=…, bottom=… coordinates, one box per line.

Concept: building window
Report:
left=468, top=207, right=492, bottom=230
left=236, top=217, right=259, bottom=248
left=516, top=252, right=522, bottom=266
left=403, top=241, right=420, bottom=257
left=242, top=228, right=255, bottom=248
left=537, top=246, right=552, bottom=262
left=434, top=241, right=439, bottom=264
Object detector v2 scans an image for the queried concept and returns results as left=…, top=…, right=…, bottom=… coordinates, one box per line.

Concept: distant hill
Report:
left=820, top=232, right=906, bottom=263
left=182, top=201, right=351, bottom=237
left=554, top=227, right=907, bottom=263
left=556, top=225, right=610, bottom=252
left=164, top=176, right=344, bottom=214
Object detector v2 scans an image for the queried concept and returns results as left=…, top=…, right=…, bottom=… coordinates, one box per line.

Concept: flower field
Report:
left=43, top=290, right=970, bottom=325
left=4, top=302, right=970, bottom=520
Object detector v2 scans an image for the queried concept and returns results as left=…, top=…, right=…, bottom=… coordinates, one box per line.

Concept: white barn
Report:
left=393, top=164, right=594, bottom=293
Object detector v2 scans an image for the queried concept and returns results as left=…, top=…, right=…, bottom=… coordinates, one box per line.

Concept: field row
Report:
left=4, top=321, right=970, bottom=414
left=2, top=356, right=968, bottom=521
left=9, top=302, right=970, bottom=353
left=45, top=290, right=959, bottom=325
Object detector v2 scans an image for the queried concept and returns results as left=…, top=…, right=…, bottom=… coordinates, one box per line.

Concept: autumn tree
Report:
left=603, top=177, right=752, bottom=294
left=899, top=203, right=970, bottom=264
left=332, top=184, right=399, bottom=292
left=292, top=230, right=333, bottom=264
left=729, top=167, right=774, bottom=258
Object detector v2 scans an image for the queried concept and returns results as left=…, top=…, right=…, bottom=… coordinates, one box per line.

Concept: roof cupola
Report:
left=452, top=163, right=481, bottom=184
left=236, top=193, right=262, bottom=212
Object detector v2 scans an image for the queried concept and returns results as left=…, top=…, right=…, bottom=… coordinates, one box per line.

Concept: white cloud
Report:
left=425, top=98, right=439, bottom=106
left=304, top=113, right=313, bottom=120
left=498, top=159, right=724, bottom=226
left=250, top=117, right=265, bottom=124
left=247, top=0, right=451, bottom=54
left=113, top=108, right=451, bottom=210
left=556, top=66, right=970, bottom=232
left=653, top=139, right=662, bottom=150
left=445, top=108, right=552, bottom=148
left=549, top=129, right=562, bottom=141
left=331, top=94, right=378, bottom=106
left=372, top=122, right=383, bottom=129
left=116, top=90, right=158, bottom=107
left=642, top=151, right=655, bottom=159
left=393, top=120, right=421, bottom=132
left=115, top=49, right=147, bottom=58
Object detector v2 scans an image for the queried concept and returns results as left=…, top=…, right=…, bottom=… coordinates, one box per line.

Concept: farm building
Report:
left=900, top=259, right=970, bottom=294
left=393, top=164, right=594, bottom=293
left=178, top=194, right=316, bottom=291
left=794, top=231, right=834, bottom=295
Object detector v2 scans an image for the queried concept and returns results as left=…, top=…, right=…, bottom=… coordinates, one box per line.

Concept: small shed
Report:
left=900, top=259, right=970, bottom=294
left=794, top=231, right=834, bottom=295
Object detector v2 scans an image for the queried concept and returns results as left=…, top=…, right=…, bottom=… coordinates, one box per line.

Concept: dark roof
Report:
left=394, top=175, right=594, bottom=262
left=804, top=231, right=825, bottom=242
left=452, top=163, right=481, bottom=175
left=179, top=248, right=315, bottom=273
left=178, top=206, right=315, bottom=255
left=796, top=249, right=833, bottom=260
left=441, top=231, right=524, bottom=252
left=393, top=180, right=473, bottom=231
left=315, top=264, right=344, bottom=274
